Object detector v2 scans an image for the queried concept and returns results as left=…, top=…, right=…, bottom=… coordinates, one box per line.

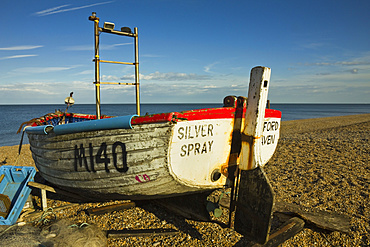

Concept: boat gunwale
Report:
left=25, top=106, right=282, bottom=129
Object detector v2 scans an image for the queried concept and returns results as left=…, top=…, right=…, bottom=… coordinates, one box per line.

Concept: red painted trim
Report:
left=132, top=107, right=281, bottom=125
left=131, top=112, right=175, bottom=125
left=178, top=107, right=236, bottom=121
left=29, top=107, right=281, bottom=127
left=265, top=109, right=282, bottom=119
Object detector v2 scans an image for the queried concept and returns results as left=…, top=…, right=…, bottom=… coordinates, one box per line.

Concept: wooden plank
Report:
left=274, top=201, right=351, bottom=233
left=155, top=193, right=211, bottom=222
left=219, top=195, right=351, bottom=234
left=34, top=156, right=167, bottom=181
left=28, top=122, right=172, bottom=147
left=253, top=217, right=305, bottom=247
left=27, top=181, right=88, bottom=200
left=28, top=181, right=56, bottom=193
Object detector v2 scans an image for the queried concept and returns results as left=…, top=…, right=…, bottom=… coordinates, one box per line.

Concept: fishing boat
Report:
left=23, top=95, right=280, bottom=200
left=22, top=13, right=281, bottom=201
left=22, top=13, right=283, bottom=243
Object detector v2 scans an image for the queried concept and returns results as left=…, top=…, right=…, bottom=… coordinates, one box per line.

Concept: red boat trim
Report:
left=265, top=109, right=282, bottom=118
left=132, top=107, right=281, bottom=125
left=26, top=107, right=281, bottom=128
left=131, top=107, right=236, bottom=125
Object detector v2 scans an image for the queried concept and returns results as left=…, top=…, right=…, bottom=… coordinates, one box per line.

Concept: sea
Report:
left=0, top=103, right=369, bottom=147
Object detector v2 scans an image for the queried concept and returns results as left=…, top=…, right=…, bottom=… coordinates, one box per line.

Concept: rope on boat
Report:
left=17, top=111, right=64, bottom=134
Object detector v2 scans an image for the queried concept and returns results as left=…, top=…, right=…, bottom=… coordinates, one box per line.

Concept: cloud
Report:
left=65, top=43, right=132, bottom=51
left=0, top=80, right=95, bottom=104
left=0, top=45, right=43, bottom=51
left=34, top=5, right=70, bottom=16
left=303, top=61, right=370, bottom=66
left=204, top=62, right=220, bottom=73
left=102, top=71, right=211, bottom=81
left=0, top=55, right=38, bottom=60
left=203, top=85, right=218, bottom=89
left=140, top=82, right=248, bottom=101
left=0, top=82, right=60, bottom=95
left=34, top=1, right=114, bottom=16
left=142, top=72, right=210, bottom=81
left=76, top=70, right=93, bottom=75
left=141, top=54, right=164, bottom=58
left=11, top=66, right=74, bottom=74
left=269, top=81, right=370, bottom=103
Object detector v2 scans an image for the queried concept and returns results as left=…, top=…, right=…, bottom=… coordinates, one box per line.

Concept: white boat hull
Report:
left=26, top=106, right=281, bottom=200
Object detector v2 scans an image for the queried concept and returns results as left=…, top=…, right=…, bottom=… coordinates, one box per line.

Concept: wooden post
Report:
left=41, top=189, right=47, bottom=211
left=239, top=66, right=271, bottom=170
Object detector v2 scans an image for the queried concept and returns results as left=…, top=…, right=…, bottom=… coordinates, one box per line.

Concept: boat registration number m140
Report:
left=74, top=141, right=128, bottom=173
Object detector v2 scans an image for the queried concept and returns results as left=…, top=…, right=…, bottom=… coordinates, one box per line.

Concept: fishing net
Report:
left=0, top=219, right=107, bottom=247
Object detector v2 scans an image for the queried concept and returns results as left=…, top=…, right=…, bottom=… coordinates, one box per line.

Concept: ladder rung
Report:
left=99, top=82, right=136, bottom=85
left=94, top=59, right=135, bottom=65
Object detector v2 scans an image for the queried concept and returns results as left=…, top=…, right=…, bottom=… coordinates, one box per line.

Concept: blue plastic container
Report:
left=0, top=165, right=36, bottom=225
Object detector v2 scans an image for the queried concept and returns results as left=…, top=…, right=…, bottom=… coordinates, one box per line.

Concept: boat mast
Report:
left=88, top=12, right=141, bottom=119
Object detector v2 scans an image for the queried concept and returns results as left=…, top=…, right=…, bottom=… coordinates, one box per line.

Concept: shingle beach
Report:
left=0, top=114, right=369, bottom=246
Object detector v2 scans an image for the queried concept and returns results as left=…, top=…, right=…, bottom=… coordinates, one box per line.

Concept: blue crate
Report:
left=0, top=165, right=36, bottom=225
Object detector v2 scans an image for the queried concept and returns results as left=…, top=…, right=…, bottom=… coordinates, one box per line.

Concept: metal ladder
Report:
left=89, top=12, right=140, bottom=119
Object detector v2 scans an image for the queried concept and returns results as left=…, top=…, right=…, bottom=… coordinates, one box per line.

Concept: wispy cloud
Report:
left=106, top=71, right=211, bottom=81
left=11, top=66, right=75, bottom=74
left=204, top=62, right=220, bottom=73
left=0, top=82, right=60, bottom=95
left=141, top=82, right=248, bottom=100
left=0, top=80, right=95, bottom=104
left=0, top=55, right=38, bottom=60
left=300, top=42, right=326, bottom=50
left=65, top=43, right=132, bottom=51
left=303, top=61, right=370, bottom=66
left=76, top=70, right=93, bottom=75
left=34, top=1, right=114, bottom=16
left=34, top=5, right=70, bottom=16
left=141, top=54, right=164, bottom=58
left=0, top=45, right=43, bottom=51
left=142, top=72, right=210, bottom=81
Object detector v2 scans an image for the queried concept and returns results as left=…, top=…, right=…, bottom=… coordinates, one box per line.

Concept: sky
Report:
left=0, top=0, right=369, bottom=104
